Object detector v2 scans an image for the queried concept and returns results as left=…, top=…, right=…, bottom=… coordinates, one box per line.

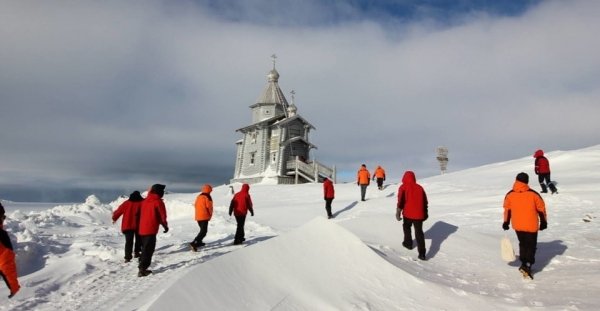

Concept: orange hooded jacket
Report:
left=194, top=184, right=213, bottom=221
left=503, top=181, right=547, bottom=232
left=374, top=166, right=386, bottom=179
left=357, top=166, right=370, bottom=185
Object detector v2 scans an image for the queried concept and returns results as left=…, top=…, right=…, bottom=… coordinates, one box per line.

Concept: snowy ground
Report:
left=1, top=145, right=599, bottom=310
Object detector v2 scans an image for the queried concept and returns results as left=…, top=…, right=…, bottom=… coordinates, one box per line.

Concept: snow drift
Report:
left=148, top=217, right=494, bottom=310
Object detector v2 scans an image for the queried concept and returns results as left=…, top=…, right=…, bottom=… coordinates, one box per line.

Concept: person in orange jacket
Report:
left=323, top=178, right=335, bottom=219
left=357, top=164, right=371, bottom=201
left=0, top=202, right=20, bottom=298
left=189, top=184, right=213, bottom=251
left=112, top=191, right=143, bottom=262
left=503, top=172, right=547, bottom=279
left=373, top=165, right=386, bottom=190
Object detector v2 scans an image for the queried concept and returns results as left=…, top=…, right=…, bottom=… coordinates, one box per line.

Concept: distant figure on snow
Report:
left=357, top=164, right=371, bottom=201
left=533, top=149, right=558, bottom=194
left=0, top=202, right=20, bottom=298
left=229, top=184, right=254, bottom=245
left=373, top=165, right=386, bottom=190
left=138, top=184, right=169, bottom=277
left=503, top=172, right=547, bottom=279
left=396, top=171, right=429, bottom=261
left=323, top=177, right=335, bottom=219
left=189, top=184, right=213, bottom=252
left=112, top=191, right=144, bottom=263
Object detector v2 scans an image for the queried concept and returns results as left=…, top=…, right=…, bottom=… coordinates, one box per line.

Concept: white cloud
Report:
left=1, top=0, right=599, bottom=200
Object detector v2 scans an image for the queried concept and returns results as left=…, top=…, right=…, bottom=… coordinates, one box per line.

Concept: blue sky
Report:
left=1, top=0, right=599, bottom=202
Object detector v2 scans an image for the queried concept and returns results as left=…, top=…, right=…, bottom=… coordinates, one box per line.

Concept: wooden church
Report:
left=230, top=58, right=335, bottom=185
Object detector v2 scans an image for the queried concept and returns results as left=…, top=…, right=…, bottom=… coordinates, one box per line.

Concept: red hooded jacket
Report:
left=533, top=150, right=550, bottom=174
left=138, top=192, right=168, bottom=236
left=323, top=178, right=335, bottom=199
left=0, top=229, right=20, bottom=296
left=112, top=200, right=141, bottom=232
left=397, top=171, right=428, bottom=220
left=229, top=184, right=254, bottom=217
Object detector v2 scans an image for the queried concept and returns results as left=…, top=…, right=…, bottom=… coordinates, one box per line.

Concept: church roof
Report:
left=275, top=114, right=316, bottom=130
left=250, top=68, right=289, bottom=109
left=281, top=136, right=317, bottom=149
left=236, top=115, right=285, bottom=133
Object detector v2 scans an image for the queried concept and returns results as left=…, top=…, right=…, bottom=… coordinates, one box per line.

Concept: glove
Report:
left=163, top=226, right=169, bottom=233
left=502, top=222, right=510, bottom=231
left=357, top=182, right=359, bottom=186
left=251, top=212, right=254, bottom=217
left=424, top=212, right=428, bottom=221
left=539, top=221, right=547, bottom=231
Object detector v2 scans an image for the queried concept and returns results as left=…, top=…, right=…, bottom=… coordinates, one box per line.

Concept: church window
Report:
left=250, top=152, right=256, bottom=165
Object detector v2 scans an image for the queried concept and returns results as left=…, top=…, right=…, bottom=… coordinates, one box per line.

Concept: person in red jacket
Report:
left=0, top=202, right=20, bottom=298
left=189, top=184, right=213, bottom=251
left=503, top=172, right=547, bottom=279
left=357, top=164, right=371, bottom=201
left=229, top=184, right=254, bottom=245
left=533, top=149, right=558, bottom=194
left=396, top=171, right=429, bottom=261
left=323, top=178, right=335, bottom=219
left=112, top=191, right=143, bottom=262
left=373, top=165, right=386, bottom=190
left=137, top=184, right=169, bottom=277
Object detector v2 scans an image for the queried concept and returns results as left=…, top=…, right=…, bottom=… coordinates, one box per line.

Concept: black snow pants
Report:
left=192, top=220, right=209, bottom=247
left=403, top=218, right=426, bottom=257
left=139, top=235, right=157, bottom=272
left=516, top=231, right=538, bottom=267
left=123, top=230, right=141, bottom=260
left=234, top=215, right=247, bottom=244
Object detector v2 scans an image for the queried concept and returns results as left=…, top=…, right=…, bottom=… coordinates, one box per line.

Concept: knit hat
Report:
left=151, top=184, right=166, bottom=197
left=516, top=172, right=529, bottom=184
left=129, top=191, right=143, bottom=202
left=0, top=201, right=5, bottom=218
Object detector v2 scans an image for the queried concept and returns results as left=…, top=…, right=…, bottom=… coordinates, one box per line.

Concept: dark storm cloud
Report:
left=1, top=0, right=599, bottom=201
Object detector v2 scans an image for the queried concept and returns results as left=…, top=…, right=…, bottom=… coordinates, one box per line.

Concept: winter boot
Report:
left=138, top=269, right=152, bottom=277
left=548, top=182, right=558, bottom=194
left=402, top=241, right=413, bottom=250
left=418, top=254, right=427, bottom=261
left=190, top=242, right=198, bottom=252
left=519, top=264, right=533, bottom=279
left=540, top=183, right=548, bottom=193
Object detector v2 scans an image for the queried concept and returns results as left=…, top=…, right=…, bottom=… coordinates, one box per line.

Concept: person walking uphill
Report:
left=0, top=202, right=20, bottom=298
left=229, top=184, right=254, bottom=245
left=357, top=164, right=371, bottom=201
left=503, top=172, right=547, bottom=279
left=373, top=165, right=386, bottom=190
left=189, top=184, right=213, bottom=252
left=323, top=177, right=335, bottom=219
left=396, top=171, right=429, bottom=261
left=533, top=149, right=558, bottom=194
left=137, top=184, right=169, bottom=277
left=112, top=191, right=143, bottom=262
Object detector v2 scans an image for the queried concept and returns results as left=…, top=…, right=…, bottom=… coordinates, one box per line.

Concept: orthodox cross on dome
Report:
left=271, top=54, right=277, bottom=69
